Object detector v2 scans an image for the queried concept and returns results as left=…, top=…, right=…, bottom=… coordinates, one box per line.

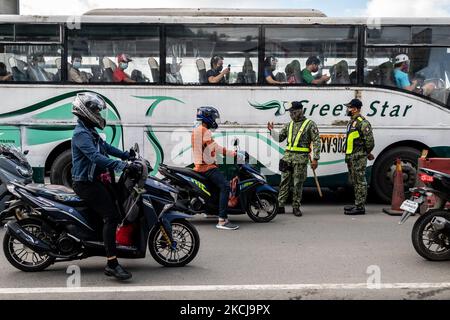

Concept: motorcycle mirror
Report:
left=23, top=150, right=29, bottom=155
left=133, top=143, right=140, bottom=155
left=232, top=138, right=239, bottom=146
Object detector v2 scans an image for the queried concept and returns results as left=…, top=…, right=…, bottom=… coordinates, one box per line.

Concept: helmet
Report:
left=72, top=92, right=107, bottom=129
left=117, top=53, right=133, bottom=63
left=196, top=106, right=220, bottom=130
left=394, top=54, right=409, bottom=65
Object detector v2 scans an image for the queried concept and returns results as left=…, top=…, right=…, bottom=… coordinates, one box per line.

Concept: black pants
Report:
left=203, top=168, right=230, bottom=219
left=73, top=180, right=121, bottom=257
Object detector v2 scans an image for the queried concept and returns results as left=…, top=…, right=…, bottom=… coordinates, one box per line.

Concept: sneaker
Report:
left=104, top=264, right=132, bottom=280
left=216, top=221, right=239, bottom=230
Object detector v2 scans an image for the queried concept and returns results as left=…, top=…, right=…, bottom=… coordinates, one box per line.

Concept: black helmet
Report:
left=196, top=106, right=221, bottom=130
left=72, top=92, right=107, bottom=129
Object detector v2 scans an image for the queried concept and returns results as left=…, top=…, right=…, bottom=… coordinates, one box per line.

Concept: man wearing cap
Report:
left=113, top=53, right=136, bottom=83
left=344, top=98, right=375, bottom=215
left=267, top=101, right=321, bottom=217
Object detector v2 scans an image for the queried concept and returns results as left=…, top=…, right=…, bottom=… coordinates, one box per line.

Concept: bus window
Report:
left=0, top=45, right=61, bottom=82
left=67, top=24, right=160, bottom=83
left=165, top=26, right=259, bottom=85
left=364, top=47, right=450, bottom=106
left=265, top=26, right=358, bottom=85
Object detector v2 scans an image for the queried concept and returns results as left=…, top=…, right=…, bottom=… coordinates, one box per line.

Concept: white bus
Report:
left=0, top=9, right=449, bottom=203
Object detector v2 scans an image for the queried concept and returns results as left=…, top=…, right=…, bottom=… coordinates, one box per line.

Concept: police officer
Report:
left=343, top=99, right=375, bottom=215
left=267, top=101, right=321, bottom=216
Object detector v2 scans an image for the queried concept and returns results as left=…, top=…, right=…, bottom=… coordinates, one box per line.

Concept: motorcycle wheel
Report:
left=148, top=219, right=200, bottom=267
left=411, top=210, right=450, bottom=261
left=247, top=191, right=278, bottom=223
left=3, top=218, right=55, bottom=272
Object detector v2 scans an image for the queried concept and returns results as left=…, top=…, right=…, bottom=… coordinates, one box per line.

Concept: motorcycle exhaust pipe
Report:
left=430, top=216, right=450, bottom=232
left=5, top=221, right=52, bottom=254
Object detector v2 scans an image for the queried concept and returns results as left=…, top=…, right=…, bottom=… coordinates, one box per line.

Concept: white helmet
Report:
left=394, top=54, right=409, bottom=65
left=72, top=92, right=107, bottom=129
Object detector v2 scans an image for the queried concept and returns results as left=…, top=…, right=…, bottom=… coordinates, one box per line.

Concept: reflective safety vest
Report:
left=345, top=116, right=364, bottom=155
left=286, top=119, right=311, bottom=152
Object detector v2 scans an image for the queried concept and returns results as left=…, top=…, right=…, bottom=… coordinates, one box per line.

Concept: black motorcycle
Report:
left=0, top=144, right=33, bottom=222
left=399, top=167, right=450, bottom=260
left=159, top=138, right=278, bottom=222
left=2, top=145, right=200, bottom=272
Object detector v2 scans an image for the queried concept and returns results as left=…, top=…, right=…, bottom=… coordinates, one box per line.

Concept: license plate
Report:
left=400, top=200, right=419, bottom=213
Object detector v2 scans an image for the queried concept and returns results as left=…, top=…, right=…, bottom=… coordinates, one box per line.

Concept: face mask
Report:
left=73, top=61, right=81, bottom=69
left=38, top=62, right=45, bottom=68
left=346, top=108, right=354, bottom=117
left=216, top=65, right=223, bottom=72
left=289, top=109, right=303, bottom=122
left=120, top=62, right=128, bottom=70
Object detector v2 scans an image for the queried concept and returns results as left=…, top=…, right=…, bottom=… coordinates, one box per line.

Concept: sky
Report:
left=19, top=0, right=450, bottom=17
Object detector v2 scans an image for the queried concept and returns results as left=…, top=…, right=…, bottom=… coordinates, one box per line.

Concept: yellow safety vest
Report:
left=286, top=119, right=311, bottom=152
left=345, top=116, right=363, bottom=155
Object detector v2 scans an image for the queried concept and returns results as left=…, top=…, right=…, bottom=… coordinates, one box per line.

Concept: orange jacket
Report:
left=191, top=124, right=235, bottom=172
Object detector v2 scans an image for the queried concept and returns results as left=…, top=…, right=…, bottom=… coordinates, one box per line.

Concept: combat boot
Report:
left=293, top=207, right=302, bottom=217
left=344, top=206, right=365, bottom=215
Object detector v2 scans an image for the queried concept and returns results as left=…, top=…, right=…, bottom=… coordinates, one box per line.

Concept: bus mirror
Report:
left=232, top=138, right=239, bottom=146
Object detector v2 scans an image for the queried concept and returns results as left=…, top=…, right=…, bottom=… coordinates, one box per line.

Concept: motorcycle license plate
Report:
left=400, top=200, right=419, bottom=213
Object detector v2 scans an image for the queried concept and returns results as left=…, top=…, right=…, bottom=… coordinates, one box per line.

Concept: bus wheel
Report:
left=371, top=146, right=420, bottom=203
left=50, top=149, right=73, bottom=188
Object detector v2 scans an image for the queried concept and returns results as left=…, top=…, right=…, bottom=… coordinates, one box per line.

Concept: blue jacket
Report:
left=71, top=120, right=129, bottom=182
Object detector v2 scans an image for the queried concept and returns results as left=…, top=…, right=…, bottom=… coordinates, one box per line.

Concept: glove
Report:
left=236, top=151, right=246, bottom=162
left=128, top=148, right=137, bottom=161
left=126, top=162, right=142, bottom=177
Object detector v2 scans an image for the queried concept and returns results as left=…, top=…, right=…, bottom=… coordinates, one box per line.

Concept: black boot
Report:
left=344, top=205, right=356, bottom=212
left=105, top=263, right=132, bottom=280
left=277, top=206, right=285, bottom=214
left=344, top=206, right=365, bottom=215
left=293, top=207, right=302, bottom=217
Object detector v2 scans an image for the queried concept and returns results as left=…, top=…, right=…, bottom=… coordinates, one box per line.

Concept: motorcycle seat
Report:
left=25, top=183, right=86, bottom=207
left=164, top=166, right=210, bottom=184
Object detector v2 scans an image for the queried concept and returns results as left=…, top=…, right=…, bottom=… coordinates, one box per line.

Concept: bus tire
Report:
left=371, top=146, right=420, bottom=203
left=50, top=149, right=73, bottom=188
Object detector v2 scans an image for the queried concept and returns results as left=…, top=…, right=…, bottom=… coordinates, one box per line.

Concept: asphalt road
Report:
left=0, top=193, right=449, bottom=300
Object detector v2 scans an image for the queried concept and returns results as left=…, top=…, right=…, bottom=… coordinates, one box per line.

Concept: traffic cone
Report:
left=382, top=158, right=405, bottom=216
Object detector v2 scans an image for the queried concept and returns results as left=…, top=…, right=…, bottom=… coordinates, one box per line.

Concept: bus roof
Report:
left=0, top=12, right=449, bottom=25
left=84, top=8, right=327, bottom=17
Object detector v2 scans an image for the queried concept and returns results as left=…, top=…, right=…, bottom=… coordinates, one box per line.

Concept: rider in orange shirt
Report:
left=192, top=106, right=241, bottom=230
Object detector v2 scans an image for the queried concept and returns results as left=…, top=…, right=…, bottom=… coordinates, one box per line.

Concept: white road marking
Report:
left=0, top=282, right=450, bottom=294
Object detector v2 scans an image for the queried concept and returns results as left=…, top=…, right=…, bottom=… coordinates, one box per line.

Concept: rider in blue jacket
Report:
left=71, top=92, right=139, bottom=280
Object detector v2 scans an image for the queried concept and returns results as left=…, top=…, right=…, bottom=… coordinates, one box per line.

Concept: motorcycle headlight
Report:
left=6, top=184, right=20, bottom=198
left=251, top=172, right=266, bottom=182
left=170, top=191, right=178, bottom=203
left=16, top=165, right=32, bottom=177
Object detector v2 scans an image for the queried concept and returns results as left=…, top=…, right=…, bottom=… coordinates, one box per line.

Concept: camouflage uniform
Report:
left=345, top=114, right=375, bottom=207
left=273, top=116, right=321, bottom=209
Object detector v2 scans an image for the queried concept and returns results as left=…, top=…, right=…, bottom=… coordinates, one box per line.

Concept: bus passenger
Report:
left=393, top=54, right=435, bottom=96
left=27, top=53, right=52, bottom=82
left=0, top=62, right=13, bottom=81
left=301, top=56, right=330, bottom=85
left=207, top=55, right=229, bottom=84
left=264, top=56, right=284, bottom=85
left=113, top=53, right=136, bottom=83
left=68, top=53, right=90, bottom=83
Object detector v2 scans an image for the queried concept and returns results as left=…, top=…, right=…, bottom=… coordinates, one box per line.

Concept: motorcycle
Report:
left=0, top=144, right=33, bottom=222
left=2, top=144, right=200, bottom=272
left=159, top=138, right=278, bottom=223
left=399, top=167, right=450, bottom=261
